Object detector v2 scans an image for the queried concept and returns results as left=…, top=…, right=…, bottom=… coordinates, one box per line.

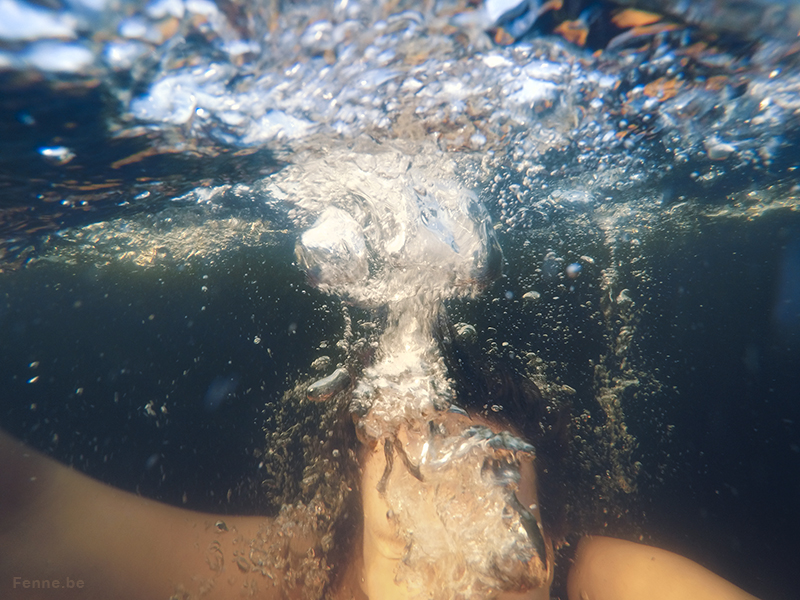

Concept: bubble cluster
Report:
left=5, top=0, right=799, bottom=186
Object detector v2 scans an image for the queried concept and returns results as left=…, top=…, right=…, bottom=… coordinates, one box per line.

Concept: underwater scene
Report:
left=2, top=0, right=800, bottom=599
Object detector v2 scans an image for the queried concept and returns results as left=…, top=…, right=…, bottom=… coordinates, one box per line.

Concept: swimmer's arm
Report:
left=0, top=430, right=286, bottom=600
left=567, top=535, right=760, bottom=600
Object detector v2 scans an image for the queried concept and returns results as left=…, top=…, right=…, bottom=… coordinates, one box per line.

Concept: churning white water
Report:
left=269, top=143, right=548, bottom=598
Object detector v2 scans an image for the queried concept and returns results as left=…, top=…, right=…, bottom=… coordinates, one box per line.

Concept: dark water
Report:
left=0, top=77, right=282, bottom=253
left=2, top=11, right=800, bottom=600
left=0, top=81, right=345, bottom=509
left=460, top=210, right=800, bottom=599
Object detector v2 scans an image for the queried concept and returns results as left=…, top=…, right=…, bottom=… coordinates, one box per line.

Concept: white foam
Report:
left=24, top=42, right=94, bottom=73
left=483, top=0, right=527, bottom=25
left=130, top=77, right=197, bottom=124
left=242, top=111, right=315, bottom=144
left=299, top=207, right=369, bottom=290
left=382, top=418, right=547, bottom=599
left=481, top=53, right=513, bottom=69
left=145, top=0, right=185, bottom=20
left=506, top=77, right=558, bottom=106
left=0, top=0, right=77, bottom=41
left=185, top=0, right=217, bottom=17
left=104, top=40, right=149, bottom=70
left=119, top=16, right=163, bottom=43
left=283, top=147, right=493, bottom=308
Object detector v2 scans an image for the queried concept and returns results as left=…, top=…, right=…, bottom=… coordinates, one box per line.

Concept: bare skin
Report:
left=0, top=430, right=289, bottom=600
left=568, top=536, right=760, bottom=600
left=358, top=415, right=553, bottom=600
left=0, top=429, right=761, bottom=600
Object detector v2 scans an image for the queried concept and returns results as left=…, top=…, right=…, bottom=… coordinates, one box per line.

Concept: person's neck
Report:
left=329, top=540, right=369, bottom=600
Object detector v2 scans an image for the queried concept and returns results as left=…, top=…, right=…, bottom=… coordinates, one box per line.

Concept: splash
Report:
left=272, top=143, right=548, bottom=598
left=271, top=145, right=498, bottom=432
left=379, top=416, right=549, bottom=599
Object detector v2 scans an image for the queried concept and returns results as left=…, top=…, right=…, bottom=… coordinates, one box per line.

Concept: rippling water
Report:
left=2, top=0, right=800, bottom=598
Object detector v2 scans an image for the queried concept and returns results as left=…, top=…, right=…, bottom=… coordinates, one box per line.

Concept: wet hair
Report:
left=433, top=309, right=572, bottom=543
left=262, top=307, right=573, bottom=597
left=257, top=376, right=362, bottom=598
